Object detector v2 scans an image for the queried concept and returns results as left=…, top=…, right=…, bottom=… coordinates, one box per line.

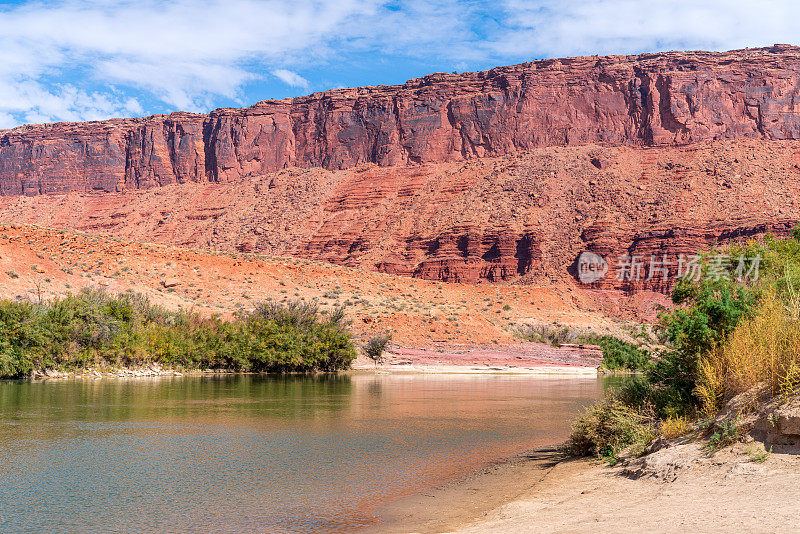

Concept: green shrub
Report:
left=705, top=419, right=741, bottom=451
left=597, top=336, right=650, bottom=371
left=746, top=445, right=771, bottom=463
left=0, top=289, right=356, bottom=378
left=644, top=272, right=758, bottom=417
left=567, top=229, right=800, bottom=454
left=517, top=325, right=650, bottom=371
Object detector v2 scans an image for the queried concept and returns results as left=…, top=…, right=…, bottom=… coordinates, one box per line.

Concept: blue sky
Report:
left=0, top=0, right=796, bottom=128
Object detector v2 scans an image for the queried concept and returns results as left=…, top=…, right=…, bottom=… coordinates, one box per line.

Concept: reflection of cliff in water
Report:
left=0, top=374, right=608, bottom=533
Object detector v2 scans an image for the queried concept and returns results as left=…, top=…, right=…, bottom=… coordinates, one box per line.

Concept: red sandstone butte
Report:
left=2, top=44, right=800, bottom=196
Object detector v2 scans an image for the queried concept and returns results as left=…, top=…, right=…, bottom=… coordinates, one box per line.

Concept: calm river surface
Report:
left=0, top=373, right=609, bottom=533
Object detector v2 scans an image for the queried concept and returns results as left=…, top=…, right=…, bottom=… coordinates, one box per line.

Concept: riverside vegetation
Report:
left=363, top=332, right=392, bottom=366
left=566, top=227, right=800, bottom=462
left=0, top=289, right=356, bottom=378
left=515, top=323, right=650, bottom=372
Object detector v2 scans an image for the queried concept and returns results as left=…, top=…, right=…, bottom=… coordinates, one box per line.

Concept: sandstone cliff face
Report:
left=2, top=44, right=800, bottom=195
left=1, top=139, right=798, bottom=297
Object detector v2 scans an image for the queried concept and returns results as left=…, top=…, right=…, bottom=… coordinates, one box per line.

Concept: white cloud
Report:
left=272, top=69, right=310, bottom=89
left=0, top=78, right=144, bottom=128
left=0, top=113, right=16, bottom=130
left=0, top=0, right=797, bottom=128
left=491, top=0, right=800, bottom=59
left=0, top=0, right=386, bottom=125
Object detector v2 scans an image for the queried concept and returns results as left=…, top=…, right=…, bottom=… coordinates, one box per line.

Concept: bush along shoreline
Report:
left=0, top=289, right=356, bottom=379
left=515, top=323, right=651, bottom=372
left=565, top=226, right=800, bottom=464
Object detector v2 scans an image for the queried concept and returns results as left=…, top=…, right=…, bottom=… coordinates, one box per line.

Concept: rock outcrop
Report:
left=1, top=138, right=799, bottom=298
left=2, top=44, right=800, bottom=196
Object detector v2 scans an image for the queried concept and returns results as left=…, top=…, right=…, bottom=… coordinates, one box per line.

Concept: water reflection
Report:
left=0, top=374, right=607, bottom=533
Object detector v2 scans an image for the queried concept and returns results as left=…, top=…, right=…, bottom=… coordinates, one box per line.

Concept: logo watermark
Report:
left=577, top=251, right=608, bottom=283
left=577, top=252, right=762, bottom=284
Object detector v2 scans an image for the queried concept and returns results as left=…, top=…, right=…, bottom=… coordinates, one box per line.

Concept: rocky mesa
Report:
left=1, top=45, right=800, bottom=299
left=2, top=44, right=800, bottom=196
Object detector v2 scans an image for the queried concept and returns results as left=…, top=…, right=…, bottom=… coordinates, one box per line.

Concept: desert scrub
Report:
left=363, top=332, right=392, bottom=365
left=515, top=323, right=595, bottom=346
left=0, top=290, right=356, bottom=378
left=515, top=324, right=650, bottom=371
left=563, top=398, right=656, bottom=462
left=322, top=289, right=341, bottom=300
left=746, top=445, right=771, bottom=463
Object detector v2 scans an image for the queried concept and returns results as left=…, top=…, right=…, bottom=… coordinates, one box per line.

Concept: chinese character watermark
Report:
left=576, top=252, right=761, bottom=284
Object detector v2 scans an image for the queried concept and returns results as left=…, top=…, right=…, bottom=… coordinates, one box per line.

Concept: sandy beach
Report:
left=366, top=441, right=800, bottom=533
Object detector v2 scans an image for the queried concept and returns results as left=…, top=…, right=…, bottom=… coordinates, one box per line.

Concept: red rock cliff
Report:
left=1, top=138, right=799, bottom=300
left=2, top=44, right=800, bottom=195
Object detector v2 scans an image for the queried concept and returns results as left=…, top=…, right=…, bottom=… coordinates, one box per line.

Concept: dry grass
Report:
left=563, top=398, right=656, bottom=462
left=697, top=289, right=800, bottom=414
left=660, top=416, right=692, bottom=440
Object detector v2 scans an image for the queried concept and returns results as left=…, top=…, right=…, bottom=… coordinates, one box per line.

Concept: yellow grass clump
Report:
left=660, top=416, right=692, bottom=440
left=697, top=289, right=800, bottom=415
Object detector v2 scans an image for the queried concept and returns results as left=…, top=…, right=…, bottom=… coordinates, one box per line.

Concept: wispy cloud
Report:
left=491, top=0, right=799, bottom=59
left=0, top=0, right=796, bottom=128
left=0, top=0, right=385, bottom=125
left=272, top=69, right=310, bottom=89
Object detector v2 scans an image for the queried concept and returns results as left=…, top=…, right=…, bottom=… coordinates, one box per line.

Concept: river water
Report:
left=0, top=373, right=608, bottom=533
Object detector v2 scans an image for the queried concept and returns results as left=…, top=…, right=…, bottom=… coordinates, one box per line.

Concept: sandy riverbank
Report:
left=350, top=343, right=602, bottom=375
left=349, top=364, right=598, bottom=375
left=31, top=362, right=599, bottom=382
left=27, top=340, right=603, bottom=380
left=366, top=441, right=800, bottom=534
left=29, top=366, right=229, bottom=380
